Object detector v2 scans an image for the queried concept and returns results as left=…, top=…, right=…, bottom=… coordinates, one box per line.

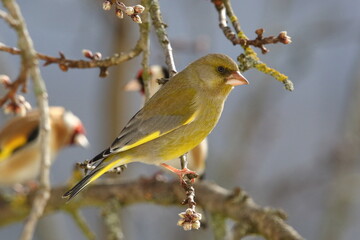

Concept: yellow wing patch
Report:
left=119, top=131, right=161, bottom=152
left=118, top=110, right=198, bottom=153
left=89, top=159, right=129, bottom=185
left=183, top=110, right=198, bottom=125
left=0, top=136, right=27, bottom=161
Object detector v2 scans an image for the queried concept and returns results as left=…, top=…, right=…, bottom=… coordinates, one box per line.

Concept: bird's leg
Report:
left=76, top=159, right=95, bottom=175
left=160, top=163, right=198, bottom=183
left=180, top=153, right=188, bottom=169
left=108, top=164, right=128, bottom=174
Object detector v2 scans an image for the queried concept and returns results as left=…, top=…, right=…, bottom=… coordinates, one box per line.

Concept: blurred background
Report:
left=1, top=0, right=359, bottom=239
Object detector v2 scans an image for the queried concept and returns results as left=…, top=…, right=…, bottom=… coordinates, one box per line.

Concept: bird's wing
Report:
left=0, top=114, right=40, bottom=161
left=88, top=87, right=198, bottom=165
left=111, top=87, right=198, bottom=152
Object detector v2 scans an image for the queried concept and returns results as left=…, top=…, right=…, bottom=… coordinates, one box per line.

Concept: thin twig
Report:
left=212, top=0, right=294, bottom=91
left=140, top=0, right=151, bottom=102
left=149, top=0, right=177, bottom=76
left=1, top=1, right=51, bottom=240
left=102, top=199, right=124, bottom=240
left=67, top=209, right=96, bottom=240
left=0, top=8, right=17, bottom=27
left=0, top=40, right=143, bottom=77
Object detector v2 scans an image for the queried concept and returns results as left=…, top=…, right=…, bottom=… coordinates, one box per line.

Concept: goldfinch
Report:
left=125, top=65, right=208, bottom=176
left=64, top=54, right=248, bottom=200
left=0, top=107, right=88, bottom=185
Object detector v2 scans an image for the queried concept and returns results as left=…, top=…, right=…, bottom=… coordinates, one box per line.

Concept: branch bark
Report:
left=1, top=1, right=51, bottom=240
left=0, top=178, right=304, bottom=240
left=149, top=0, right=177, bottom=77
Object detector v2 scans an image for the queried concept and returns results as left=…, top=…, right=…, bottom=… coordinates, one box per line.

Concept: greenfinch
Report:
left=0, top=107, right=88, bottom=185
left=125, top=65, right=208, bottom=177
left=63, top=54, right=248, bottom=200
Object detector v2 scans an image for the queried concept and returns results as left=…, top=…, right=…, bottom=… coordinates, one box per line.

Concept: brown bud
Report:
left=16, top=95, right=25, bottom=103
left=15, top=105, right=26, bottom=116
left=93, top=52, right=102, bottom=60
left=0, top=75, right=11, bottom=87
left=125, top=6, right=134, bottom=15
left=4, top=103, right=14, bottom=115
left=183, top=222, right=192, bottom=231
left=133, top=5, right=145, bottom=14
left=103, top=1, right=112, bottom=11
left=23, top=101, right=32, bottom=111
left=255, top=28, right=264, bottom=36
left=115, top=9, right=124, bottom=18
left=59, top=64, right=68, bottom=72
left=131, top=14, right=142, bottom=24
left=278, top=31, right=292, bottom=44
left=82, top=49, right=94, bottom=59
left=192, top=221, right=201, bottom=230
left=99, top=67, right=108, bottom=78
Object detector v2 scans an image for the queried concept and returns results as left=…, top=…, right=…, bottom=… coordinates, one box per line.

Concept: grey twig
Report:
left=1, top=1, right=51, bottom=240
left=140, top=0, right=151, bottom=102
left=149, top=0, right=177, bottom=77
left=67, top=209, right=96, bottom=240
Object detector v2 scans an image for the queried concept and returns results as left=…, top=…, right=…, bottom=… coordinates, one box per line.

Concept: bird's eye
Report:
left=217, top=66, right=225, bottom=73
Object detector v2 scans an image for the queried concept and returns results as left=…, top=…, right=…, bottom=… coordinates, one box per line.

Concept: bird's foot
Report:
left=108, top=164, right=127, bottom=174
left=160, top=163, right=198, bottom=183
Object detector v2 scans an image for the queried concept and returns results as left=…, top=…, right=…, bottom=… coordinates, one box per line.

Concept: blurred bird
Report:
left=0, top=107, right=88, bottom=185
left=64, top=54, right=248, bottom=200
left=125, top=65, right=208, bottom=177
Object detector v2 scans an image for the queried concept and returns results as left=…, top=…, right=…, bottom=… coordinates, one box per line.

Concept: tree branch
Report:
left=212, top=0, right=294, bottom=91
left=1, top=1, right=51, bottom=240
left=149, top=0, right=177, bottom=77
left=0, top=37, right=144, bottom=77
left=0, top=178, right=304, bottom=240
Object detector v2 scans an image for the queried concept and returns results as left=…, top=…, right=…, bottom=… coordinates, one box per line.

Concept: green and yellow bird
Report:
left=125, top=65, right=208, bottom=177
left=63, top=54, right=248, bottom=200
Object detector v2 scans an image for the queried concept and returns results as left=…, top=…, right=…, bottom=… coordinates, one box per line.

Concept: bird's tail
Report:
left=63, top=157, right=126, bottom=201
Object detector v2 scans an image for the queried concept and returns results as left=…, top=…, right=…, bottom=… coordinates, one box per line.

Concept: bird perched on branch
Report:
left=0, top=107, right=88, bottom=186
left=125, top=65, right=208, bottom=177
left=63, top=54, right=249, bottom=200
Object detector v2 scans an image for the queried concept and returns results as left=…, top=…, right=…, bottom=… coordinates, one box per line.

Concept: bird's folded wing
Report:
left=110, top=87, right=198, bottom=153
left=0, top=115, right=40, bottom=161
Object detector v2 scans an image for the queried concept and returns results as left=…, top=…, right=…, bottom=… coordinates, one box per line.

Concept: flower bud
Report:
left=59, top=63, right=68, bottom=72
left=15, top=105, right=26, bottom=116
left=103, top=1, right=112, bottom=11
left=183, top=222, right=192, bottom=231
left=82, top=49, right=93, bottom=59
left=115, top=9, right=124, bottom=18
left=278, top=31, right=292, bottom=44
left=125, top=7, right=134, bottom=15
left=177, top=219, right=185, bottom=226
left=4, top=103, right=14, bottom=114
left=255, top=28, right=264, bottom=36
left=192, top=220, right=201, bottom=230
left=93, top=52, right=102, bottom=60
left=0, top=75, right=11, bottom=87
left=131, top=14, right=142, bottom=24
left=133, top=5, right=145, bottom=14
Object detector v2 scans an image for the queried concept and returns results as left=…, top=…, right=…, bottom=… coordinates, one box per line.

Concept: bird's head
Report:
left=61, top=110, right=89, bottom=148
left=188, top=54, right=249, bottom=96
left=125, top=65, right=169, bottom=98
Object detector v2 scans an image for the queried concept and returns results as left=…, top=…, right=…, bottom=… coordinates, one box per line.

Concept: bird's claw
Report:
left=160, top=163, right=198, bottom=183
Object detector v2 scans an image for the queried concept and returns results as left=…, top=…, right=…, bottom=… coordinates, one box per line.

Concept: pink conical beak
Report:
left=226, top=71, right=249, bottom=86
